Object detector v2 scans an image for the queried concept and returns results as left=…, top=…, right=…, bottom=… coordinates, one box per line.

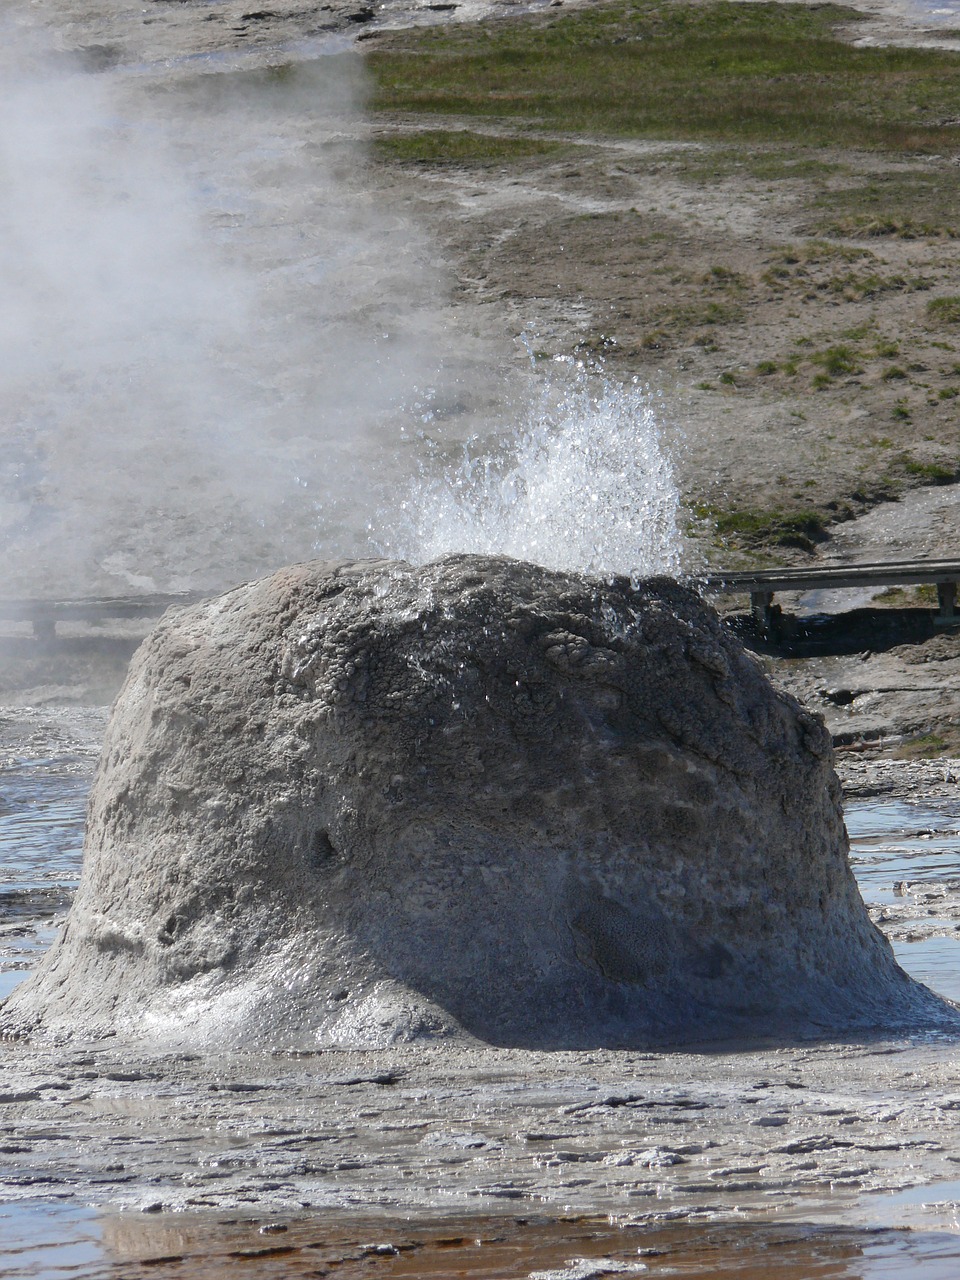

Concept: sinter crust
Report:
left=3, top=554, right=952, bottom=1048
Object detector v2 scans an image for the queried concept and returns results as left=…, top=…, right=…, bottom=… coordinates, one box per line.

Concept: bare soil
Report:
left=366, top=119, right=960, bottom=557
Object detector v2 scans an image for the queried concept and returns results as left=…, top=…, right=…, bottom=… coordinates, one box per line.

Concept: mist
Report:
left=0, top=13, right=681, bottom=604
left=0, top=21, right=517, bottom=599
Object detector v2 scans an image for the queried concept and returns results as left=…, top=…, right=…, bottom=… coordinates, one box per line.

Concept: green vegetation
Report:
left=679, top=150, right=842, bottom=182
left=369, top=1, right=960, bottom=152
left=761, top=242, right=929, bottom=301
left=810, top=172, right=960, bottom=238
left=812, top=344, right=861, bottom=377
left=372, top=129, right=570, bottom=165
left=698, top=504, right=829, bottom=551
left=876, top=583, right=938, bottom=606
left=900, top=457, right=957, bottom=483
left=896, top=731, right=950, bottom=759
left=926, top=296, right=960, bottom=327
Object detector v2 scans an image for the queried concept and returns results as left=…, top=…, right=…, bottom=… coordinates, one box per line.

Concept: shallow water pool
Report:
left=0, top=754, right=88, bottom=999
left=846, top=798, right=960, bottom=1003
left=5, top=1208, right=960, bottom=1280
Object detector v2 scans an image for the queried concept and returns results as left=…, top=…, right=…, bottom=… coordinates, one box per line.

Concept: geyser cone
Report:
left=2, top=554, right=952, bottom=1048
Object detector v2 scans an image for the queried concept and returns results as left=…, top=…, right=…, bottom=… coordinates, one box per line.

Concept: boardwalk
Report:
left=5, top=564, right=960, bottom=644
left=703, top=558, right=960, bottom=634
left=0, top=593, right=201, bottom=640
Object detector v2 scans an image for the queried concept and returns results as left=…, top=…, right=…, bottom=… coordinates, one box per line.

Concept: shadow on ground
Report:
left=727, top=607, right=950, bottom=657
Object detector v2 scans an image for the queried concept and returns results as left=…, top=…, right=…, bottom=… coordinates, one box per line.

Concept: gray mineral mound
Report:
left=2, top=554, right=953, bottom=1048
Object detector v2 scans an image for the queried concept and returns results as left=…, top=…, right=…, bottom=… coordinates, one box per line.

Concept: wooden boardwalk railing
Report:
left=703, top=558, right=960, bottom=634
left=5, top=563, right=960, bottom=644
left=0, top=593, right=202, bottom=640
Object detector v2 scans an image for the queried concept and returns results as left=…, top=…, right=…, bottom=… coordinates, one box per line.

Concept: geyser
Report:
left=2, top=553, right=950, bottom=1048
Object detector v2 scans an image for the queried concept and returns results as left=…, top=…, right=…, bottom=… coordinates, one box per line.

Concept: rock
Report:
left=1, top=554, right=953, bottom=1048
left=529, top=1261, right=648, bottom=1280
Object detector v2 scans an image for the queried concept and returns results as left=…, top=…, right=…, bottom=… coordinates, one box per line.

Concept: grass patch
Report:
left=876, top=583, right=938, bottom=607
left=901, top=457, right=958, bottom=483
left=756, top=329, right=917, bottom=387
left=811, top=344, right=862, bottom=377
left=810, top=172, right=960, bottom=238
left=895, top=731, right=950, bottom=759
left=700, top=504, right=830, bottom=551
left=369, top=0, right=960, bottom=152
left=927, top=296, right=960, bottom=327
left=761, top=244, right=928, bottom=300
left=372, top=128, right=569, bottom=164
left=678, top=148, right=843, bottom=183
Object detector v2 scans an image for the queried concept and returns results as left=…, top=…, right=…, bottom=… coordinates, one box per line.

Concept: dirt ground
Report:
left=356, top=3, right=960, bottom=559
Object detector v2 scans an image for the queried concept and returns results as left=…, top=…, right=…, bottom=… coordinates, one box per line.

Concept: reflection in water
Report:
left=0, top=1200, right=102, bottom=1280
left=81, top=1215, right=960, bottom=1280
left=0, top=755, right=87, bottom=1002
left=7, top=1202, right=960, bottom=1279
left=846, top=798, right=960, bottom=1003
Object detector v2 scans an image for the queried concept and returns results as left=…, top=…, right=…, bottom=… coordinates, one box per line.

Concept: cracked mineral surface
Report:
left=5, top=555, right=949, bottom=1050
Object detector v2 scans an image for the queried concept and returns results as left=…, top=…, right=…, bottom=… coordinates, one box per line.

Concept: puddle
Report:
left=0, top=1201, right=102, bottom=1280
left=0, top=756, right=88, bottom=988
left=888, top=934, right=960, bottom=1004
left=0, top=970, right=29, bottom=1001
left=845, top=799, right=960, bottom=1002
left=2, top=1213, right=957, bottom=1280
left=866, top=1180, right=960, bottom=1235
left=882, top=1179, right=960, bottom=1208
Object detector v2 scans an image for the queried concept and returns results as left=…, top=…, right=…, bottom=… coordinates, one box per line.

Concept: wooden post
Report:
left=750, top=589, right=776, bottom=637
left=936, top=580, right=958, bottom=626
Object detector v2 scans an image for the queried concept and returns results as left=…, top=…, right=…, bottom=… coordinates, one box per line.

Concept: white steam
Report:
left=0, top=16, right=681, bottom=601
left=0, top=25, right=507, bottom=597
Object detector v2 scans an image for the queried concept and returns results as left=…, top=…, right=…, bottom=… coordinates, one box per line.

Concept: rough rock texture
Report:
left=2, top=554, right=951, bottom=1048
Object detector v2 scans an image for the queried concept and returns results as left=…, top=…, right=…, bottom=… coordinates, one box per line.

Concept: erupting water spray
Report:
left=381, top=356, right=682, bottom=581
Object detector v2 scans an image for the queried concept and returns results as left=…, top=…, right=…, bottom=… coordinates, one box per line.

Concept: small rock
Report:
left=529, top=1260, right=647, bottom=1280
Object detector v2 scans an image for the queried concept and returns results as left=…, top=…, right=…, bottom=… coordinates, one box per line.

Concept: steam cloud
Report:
left=0, top=22, right=505, bottom=598
left=0, top=14, right=680, bottom=602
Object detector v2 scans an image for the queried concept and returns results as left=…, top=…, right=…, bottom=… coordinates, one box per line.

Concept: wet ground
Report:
left=6, top=711, right=960, bottom=1275
left=10, top=1211, right=960, bottom=1279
